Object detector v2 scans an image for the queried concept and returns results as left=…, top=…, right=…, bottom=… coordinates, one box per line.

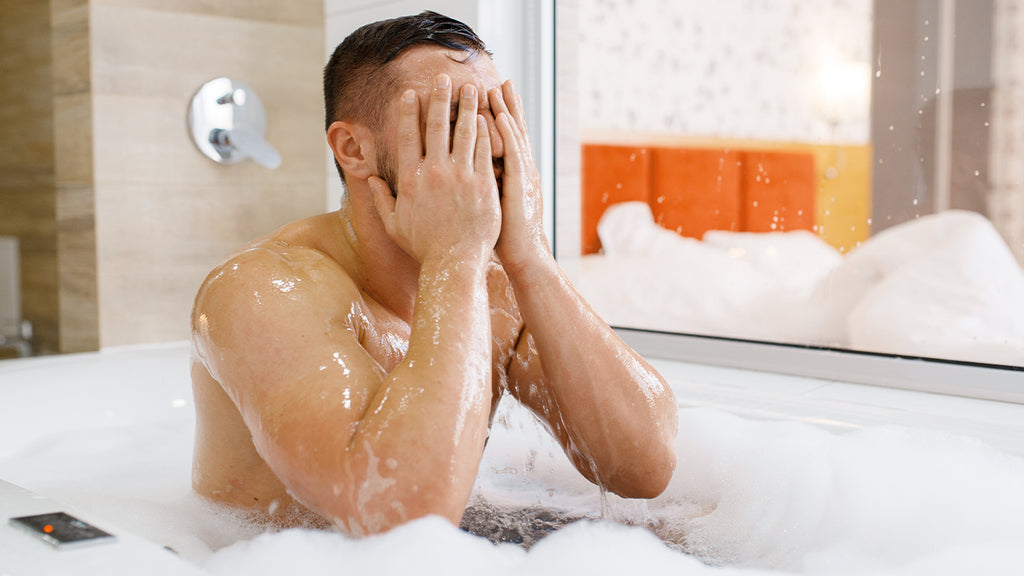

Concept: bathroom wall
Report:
left=52, top=0, right=326, bottom=351
left=0, top=0, right=59, bottom=354
left=992, top=0, right=1024, bottom=264
left=577, top=0, right=874, bottom=145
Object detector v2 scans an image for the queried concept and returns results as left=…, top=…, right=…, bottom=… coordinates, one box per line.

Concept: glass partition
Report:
left=554, top=0, right=1024, bottom=388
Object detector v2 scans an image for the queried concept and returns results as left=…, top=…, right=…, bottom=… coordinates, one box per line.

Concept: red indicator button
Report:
left=43, top=525, right=54, bottom=533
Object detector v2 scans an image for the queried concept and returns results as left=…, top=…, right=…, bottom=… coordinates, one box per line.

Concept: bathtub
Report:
left=2, top=342, right=1024, bottom=575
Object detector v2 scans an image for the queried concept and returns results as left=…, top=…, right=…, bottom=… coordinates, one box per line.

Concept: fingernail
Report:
left=402, top=89, right=415, bottom=103
left=462, top=84, right=476, bottom=98
left=436, top=74, right=450, bottom=88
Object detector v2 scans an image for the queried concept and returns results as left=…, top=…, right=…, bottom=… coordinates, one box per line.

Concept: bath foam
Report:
left=200, top=404, right=1024, bottom=576
left=3, top=346, right=1024, bottom=575
left=204, top=516, right=766, bottom=576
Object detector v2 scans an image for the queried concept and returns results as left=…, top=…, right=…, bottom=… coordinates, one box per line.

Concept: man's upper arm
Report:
left=192, top=245, right=386, bottom=514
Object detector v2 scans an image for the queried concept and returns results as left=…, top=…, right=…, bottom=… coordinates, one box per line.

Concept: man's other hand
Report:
left=489, top=81, right=550, bottom=273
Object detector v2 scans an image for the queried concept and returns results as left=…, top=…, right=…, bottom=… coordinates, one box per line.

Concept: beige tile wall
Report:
left=0, top=0, right=60, bottom=354
left=87, top=0, right=326, bottom=348
left=52, top=0, right=98, bottom=353
left=32, top=0, right=327, bottom=352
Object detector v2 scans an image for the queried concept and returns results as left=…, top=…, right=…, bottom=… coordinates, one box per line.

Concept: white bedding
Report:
left=573, top=203, right=1024, bottom=365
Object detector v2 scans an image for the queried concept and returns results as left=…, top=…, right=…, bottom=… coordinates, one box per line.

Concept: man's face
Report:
left=375, top=46, right=506, bottom=195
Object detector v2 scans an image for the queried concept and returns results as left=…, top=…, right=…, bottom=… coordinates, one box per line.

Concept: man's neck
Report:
left=333, top=193, right=420, bottom=323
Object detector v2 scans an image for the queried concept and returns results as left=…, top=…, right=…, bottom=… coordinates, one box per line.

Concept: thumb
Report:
left=368, top=176, right=397, bottom=230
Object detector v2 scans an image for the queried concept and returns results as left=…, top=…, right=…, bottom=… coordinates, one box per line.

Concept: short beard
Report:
left=375, top=136, right=399, bottom=197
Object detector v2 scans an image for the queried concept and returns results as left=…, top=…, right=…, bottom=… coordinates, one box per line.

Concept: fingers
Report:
left=488, top=85, right=511, bottom=124
left=396, top=89, right=421, bottom=175
left=368, top=176, right=397, bottom=229
left=474, top=115, right=492, bottom=175
left=502, top=80, right=529, bottom=135
left=452, top=84, right=479, bottom=166
left=494, top=112, right=522, bottom=173
left=425, top=74, right=452, bottom=158
left=489, top=82, right=530, bottom=158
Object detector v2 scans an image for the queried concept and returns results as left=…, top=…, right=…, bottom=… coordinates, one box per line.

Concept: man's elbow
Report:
left=623, top=397, right=679, bottom=498
left=615, top=446, right=676, bottom=499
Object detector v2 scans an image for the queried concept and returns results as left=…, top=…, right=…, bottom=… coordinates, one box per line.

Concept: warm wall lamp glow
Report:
left=816, top=57, right=871, bottom=126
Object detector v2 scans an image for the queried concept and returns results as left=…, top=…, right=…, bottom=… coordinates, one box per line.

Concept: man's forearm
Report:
left=344, top=254, right=493, bottom=530
left=506, top=254, right=678, bottom=498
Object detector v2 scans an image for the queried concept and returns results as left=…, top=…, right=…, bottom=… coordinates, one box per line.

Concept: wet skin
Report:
left=191, top=46, right=678, bottom=535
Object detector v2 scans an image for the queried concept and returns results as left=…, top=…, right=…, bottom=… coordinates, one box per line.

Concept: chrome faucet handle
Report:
left=188, top=78, right=280, bottom=169
left=209, top=126, right=281, bottom=170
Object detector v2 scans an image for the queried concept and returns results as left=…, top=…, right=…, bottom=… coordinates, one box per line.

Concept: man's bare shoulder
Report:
left=191, top=217, right=366, bottom=379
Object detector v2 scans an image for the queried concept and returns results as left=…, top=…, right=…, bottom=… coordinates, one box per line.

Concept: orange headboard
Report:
left=582, top=144, right=817, bottom=254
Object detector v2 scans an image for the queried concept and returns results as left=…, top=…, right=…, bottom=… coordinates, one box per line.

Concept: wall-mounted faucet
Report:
left=187, top=78, right=281, bottom=169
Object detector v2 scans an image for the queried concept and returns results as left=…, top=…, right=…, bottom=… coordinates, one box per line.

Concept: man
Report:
left=190, top=11, right=678, bottom=536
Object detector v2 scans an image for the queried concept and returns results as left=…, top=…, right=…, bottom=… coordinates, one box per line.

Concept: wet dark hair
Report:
left=323, top=11, right=490, bottom=184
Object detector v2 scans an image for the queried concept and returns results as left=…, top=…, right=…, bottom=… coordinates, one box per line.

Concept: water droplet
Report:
left=889, top=124, right=895, bottom=131
left=974, top=170, right=980, bottom=176
left=913, top=198, right=919, bottom=205
left=875, top=70, right=881, bottom=78
left=867, top=218, right=873, bottom=225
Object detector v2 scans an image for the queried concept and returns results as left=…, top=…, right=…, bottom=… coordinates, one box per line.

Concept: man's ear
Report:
left=327, top=121, right=376, bottom=180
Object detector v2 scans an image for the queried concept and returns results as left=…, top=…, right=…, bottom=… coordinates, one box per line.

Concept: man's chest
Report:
left=358, top=267, right=523, bottom=376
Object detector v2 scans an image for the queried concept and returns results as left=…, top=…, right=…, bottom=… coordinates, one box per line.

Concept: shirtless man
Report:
left=190, top=11, right=678, bottom=536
